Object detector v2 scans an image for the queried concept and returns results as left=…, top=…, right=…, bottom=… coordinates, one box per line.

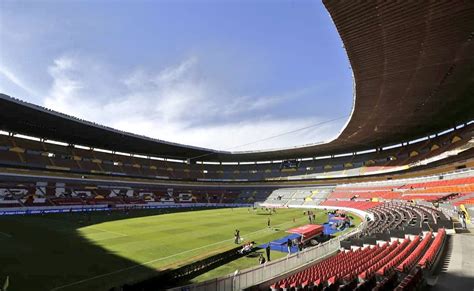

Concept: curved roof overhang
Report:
left=1, top=1, right=473, bottom=162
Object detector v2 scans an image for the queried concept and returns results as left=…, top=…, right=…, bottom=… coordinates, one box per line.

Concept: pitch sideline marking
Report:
left=50, top=216, right=307, bottom=291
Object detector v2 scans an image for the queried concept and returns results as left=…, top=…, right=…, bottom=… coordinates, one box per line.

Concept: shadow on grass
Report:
left=245, top=251, right=262, bottom=258
left=71, top=207, right=227, bottom=226
left=0, top=208, right=224, bottom=291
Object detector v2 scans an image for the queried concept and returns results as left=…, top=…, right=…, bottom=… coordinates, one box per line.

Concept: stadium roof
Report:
left=1, top=1, right=473, bottom=162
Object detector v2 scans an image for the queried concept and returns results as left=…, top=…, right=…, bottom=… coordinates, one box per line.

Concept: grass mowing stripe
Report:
left=1, top=208, right=335, bottom=290
left=50, top=216, right=308, bottom=291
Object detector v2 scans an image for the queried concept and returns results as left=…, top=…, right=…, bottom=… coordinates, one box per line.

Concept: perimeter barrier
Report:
left=0, top=203, right=252, bottom=216
left=167, top=220, right=367, bottom=291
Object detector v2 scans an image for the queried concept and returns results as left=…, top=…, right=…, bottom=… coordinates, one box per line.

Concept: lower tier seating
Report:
left=270, top=230, right=445, bottom=291
left=320, top=200, right=381, bottom=210
left=360, top=202, right=444, bottom=237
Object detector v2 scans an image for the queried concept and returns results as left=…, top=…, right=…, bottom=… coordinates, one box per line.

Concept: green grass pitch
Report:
left=0, top=207, right=358, bottom=290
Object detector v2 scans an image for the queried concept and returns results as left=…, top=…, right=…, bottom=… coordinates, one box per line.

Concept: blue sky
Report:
left=0, top=0, right=353, bottom=151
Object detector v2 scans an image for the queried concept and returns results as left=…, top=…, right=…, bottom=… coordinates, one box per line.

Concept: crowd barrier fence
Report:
left=167, top=220, right=367, bottom=291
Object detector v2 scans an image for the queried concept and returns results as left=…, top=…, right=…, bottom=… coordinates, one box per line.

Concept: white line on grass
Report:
left=50, top=216, right=307, bottom=291
left=88, top=235, right=125, bottom=242
left=86, top=227, right=128, bottom=237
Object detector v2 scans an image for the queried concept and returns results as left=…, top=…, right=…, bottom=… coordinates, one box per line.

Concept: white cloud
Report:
left=0, top=67, right=39, bottom=97
left=42, top=54, right=343, bottom=151
left=156, top=56, right=198, bottom=84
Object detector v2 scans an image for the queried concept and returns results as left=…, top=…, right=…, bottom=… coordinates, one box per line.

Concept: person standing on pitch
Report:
left=266, top=243, right=271, bottom=262
left=267, top=217, right=271, bottom=228
left=234, top=229, right=240, bottom=244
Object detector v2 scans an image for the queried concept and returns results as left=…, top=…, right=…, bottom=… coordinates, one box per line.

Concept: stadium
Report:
left=0, top=1, right=473, bottom=291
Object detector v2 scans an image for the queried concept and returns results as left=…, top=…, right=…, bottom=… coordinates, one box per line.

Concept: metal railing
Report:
left=168, top=220, right=367, bottom=291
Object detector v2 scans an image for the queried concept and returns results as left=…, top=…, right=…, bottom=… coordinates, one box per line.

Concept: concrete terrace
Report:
left=431, top=224, right=474, bottom=291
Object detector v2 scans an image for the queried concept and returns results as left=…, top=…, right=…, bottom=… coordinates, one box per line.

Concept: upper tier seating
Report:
left=329, top=176, right=474, bottom=202
left=0, top=123, right=471, bottom=181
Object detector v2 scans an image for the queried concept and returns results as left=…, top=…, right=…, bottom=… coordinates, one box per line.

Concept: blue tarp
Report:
left=258, top=215, right=353, bottom=253
left=323, top=222, right=342, bottom=235
left=270, top=233, right=301, bottom=244
left=258, top=233, right=301, bottom=253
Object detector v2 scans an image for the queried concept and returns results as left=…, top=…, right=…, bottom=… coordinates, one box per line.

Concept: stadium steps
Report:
left=283, top=190, right=299, bottom=207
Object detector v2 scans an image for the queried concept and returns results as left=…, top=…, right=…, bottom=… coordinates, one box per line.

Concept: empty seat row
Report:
left=417, top=228, right=446, bottom=269
left=270, top=230, right=446, bottom=291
